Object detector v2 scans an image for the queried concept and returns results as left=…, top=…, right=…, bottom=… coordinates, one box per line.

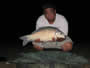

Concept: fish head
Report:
left=55, top=31, right=65, bottom=39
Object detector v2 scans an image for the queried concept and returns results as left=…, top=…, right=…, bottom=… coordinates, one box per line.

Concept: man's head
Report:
left=42, top=3, right=56, bottom=23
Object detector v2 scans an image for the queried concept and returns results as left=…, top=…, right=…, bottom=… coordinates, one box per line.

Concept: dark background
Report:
left=0, top=0, right=90, bottom=60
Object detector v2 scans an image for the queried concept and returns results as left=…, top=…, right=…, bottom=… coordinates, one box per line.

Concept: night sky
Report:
left=0, top=0, right=90, bottom=58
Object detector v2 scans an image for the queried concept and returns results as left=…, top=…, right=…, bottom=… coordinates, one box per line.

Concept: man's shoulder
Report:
left=36, top=14, right=45, bottom=24
left=37, top=14, right=45, bottom=20
left=56, top=13, right=65, bottom=18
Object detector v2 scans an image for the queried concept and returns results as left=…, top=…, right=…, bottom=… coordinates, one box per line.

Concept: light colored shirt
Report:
left=36, top=13, right=68, bottom=36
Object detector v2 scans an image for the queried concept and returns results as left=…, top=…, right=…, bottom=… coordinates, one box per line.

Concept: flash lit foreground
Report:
left=0, top=62, right=90, bottom=68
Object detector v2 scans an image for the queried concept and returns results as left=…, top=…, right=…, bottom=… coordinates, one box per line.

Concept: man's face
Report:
left=44, top=8, right=56, bottom=22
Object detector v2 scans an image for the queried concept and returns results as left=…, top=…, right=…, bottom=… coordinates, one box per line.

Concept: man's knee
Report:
left=62, top=42, right=73, bottom=51
left=65, top=42, right=72, bottom=46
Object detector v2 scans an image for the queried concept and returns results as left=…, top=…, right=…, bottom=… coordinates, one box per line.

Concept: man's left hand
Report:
left=56, top=37, right=65, bottom=42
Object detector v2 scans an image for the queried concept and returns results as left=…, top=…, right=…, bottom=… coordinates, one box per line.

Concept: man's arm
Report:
left=59, top=16, right=68, bottom=36
left=35, top=16, right=43, bottom=30
left=32, top=16, right=45, bottom=50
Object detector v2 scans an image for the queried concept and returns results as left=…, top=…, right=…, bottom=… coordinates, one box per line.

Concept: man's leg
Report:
left=62, top=42, right=72, bottom=52
left=60, top=36, right=73, bottom=52
left=32, top=42, right=44, bottom=51
left=32, top=36, right=73, bottom=51
left=33, top=44, right=44, bottom=51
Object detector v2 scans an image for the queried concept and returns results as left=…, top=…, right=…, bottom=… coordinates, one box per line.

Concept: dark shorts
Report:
left=32, top=36, right=73, bottom=49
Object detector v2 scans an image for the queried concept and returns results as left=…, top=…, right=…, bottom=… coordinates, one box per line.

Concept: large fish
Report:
left=20, top=26, right=66, bottom=46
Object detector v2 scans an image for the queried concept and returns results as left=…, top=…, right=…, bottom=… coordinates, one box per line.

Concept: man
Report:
left=32, top=4, right=73, bottom=52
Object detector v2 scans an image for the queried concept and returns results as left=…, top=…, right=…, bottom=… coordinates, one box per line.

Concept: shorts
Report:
left=32, top=36, right=73, bottom=49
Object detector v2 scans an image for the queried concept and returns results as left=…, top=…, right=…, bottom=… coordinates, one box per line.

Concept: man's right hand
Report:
left=34, top=38, right=41, bottom=42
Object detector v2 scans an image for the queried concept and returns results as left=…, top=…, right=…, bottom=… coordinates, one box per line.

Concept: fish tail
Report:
left=19, top=36, right=30, bottom=46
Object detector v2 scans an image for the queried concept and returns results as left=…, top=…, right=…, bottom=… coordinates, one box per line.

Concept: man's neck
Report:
left=48, top=19, right=56, bottom=24
left=49, top=22, right=54, bottom=24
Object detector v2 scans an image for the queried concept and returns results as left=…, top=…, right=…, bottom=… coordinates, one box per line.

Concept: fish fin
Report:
left=19, top=36, right=30, bottom=46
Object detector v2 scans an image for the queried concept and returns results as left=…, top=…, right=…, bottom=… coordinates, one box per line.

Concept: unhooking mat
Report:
left=9, top=51, right=89, bottom=64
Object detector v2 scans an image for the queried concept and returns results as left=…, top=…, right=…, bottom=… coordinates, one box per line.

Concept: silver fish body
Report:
left=20, top=27, right=66, bottom=46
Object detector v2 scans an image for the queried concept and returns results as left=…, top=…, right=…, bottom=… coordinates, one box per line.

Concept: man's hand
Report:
left=51, top=37, right=65, bottom=42
left=56, top=37, right=65, bottom=42
left=34, top=38, right=41, bottom=42
left=34, top=37, right=65, bottom=42
left=52, top=37, right=56, bottom=41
